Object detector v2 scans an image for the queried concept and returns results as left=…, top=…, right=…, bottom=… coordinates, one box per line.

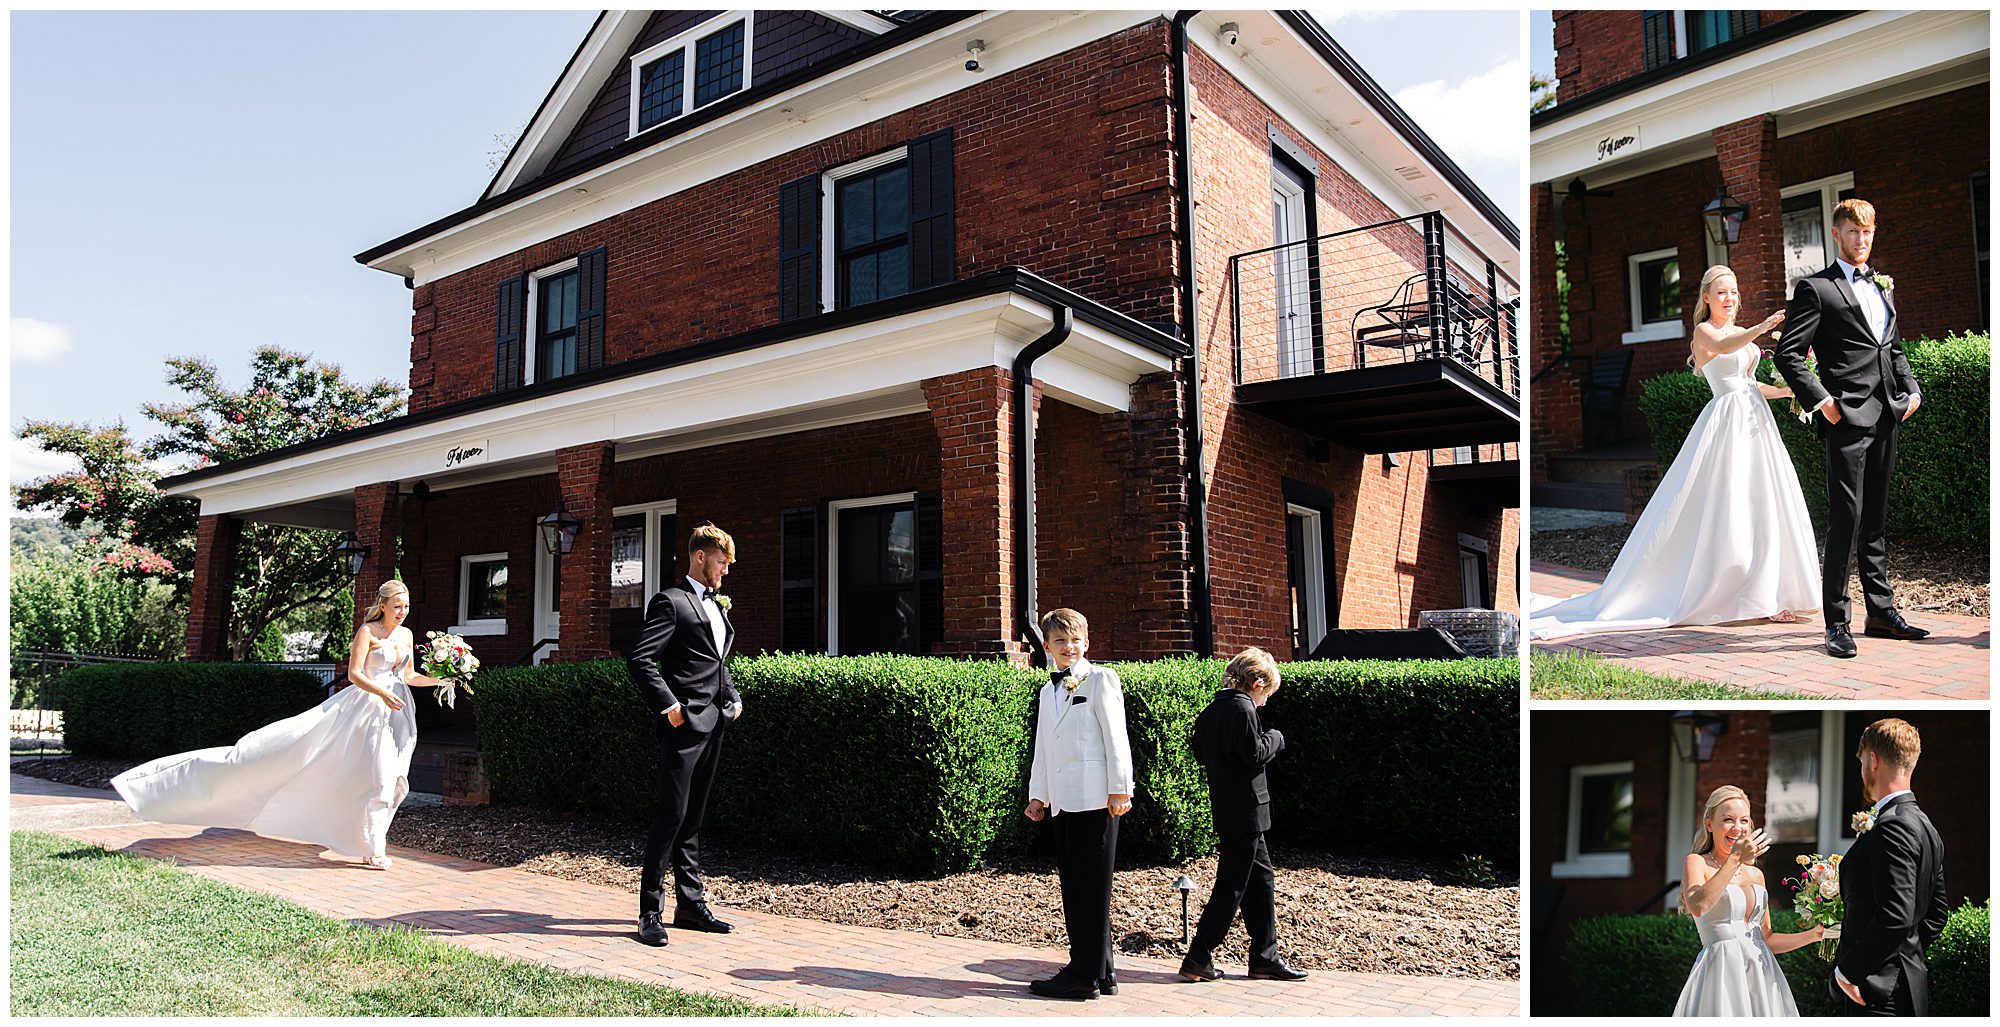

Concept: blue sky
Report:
left=10, top=9, right=1521, bottom=498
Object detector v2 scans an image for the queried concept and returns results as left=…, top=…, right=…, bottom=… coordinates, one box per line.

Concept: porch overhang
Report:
left=1531, top=9, right=1988, bottom=188
left=1234, top=358, right=1520, bottom=455
left=157, top=269, right=1182, bottom=528
left=1430, top=458, right=1521, bottom=509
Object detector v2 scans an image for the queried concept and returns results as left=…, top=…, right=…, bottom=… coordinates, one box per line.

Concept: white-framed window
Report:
left=454, top=552, right=510, bottom=636
left=1457, top=532, right=1490, bottom=609
left=1285, top=503, right=1328, bottom=656
left=609, top=499, right=681, bottom=653
left=1553, top=761, right=1635, bottom=879
left=1622, top=247, right=1683, bottom=344
left=629, top=13, right=753, bottom=136
left=1781, top=173, right=1856, bottom=297
left=827, top=492, right=918, bottom=656
left=821, top=147, right=914, bottom=310
left=524, top=257, right=580, bottom=386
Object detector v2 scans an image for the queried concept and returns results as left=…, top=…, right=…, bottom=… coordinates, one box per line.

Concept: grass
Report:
left=9, top=831, right=817, bottom=1017
left=1529, top=651, right=1821, bottom=700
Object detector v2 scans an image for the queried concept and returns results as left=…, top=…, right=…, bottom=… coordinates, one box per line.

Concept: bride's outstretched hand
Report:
left=1763, top=310, right=1787, bottom=332
left=1730, top=827, right=1772, bottom=864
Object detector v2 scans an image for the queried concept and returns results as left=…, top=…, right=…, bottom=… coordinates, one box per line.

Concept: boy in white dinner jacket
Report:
left=1023, top=608, right=1135, bottom=1000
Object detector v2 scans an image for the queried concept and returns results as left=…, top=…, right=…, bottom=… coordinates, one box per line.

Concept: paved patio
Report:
left=1530, top=562, right=1990, bottom=699
left=9, top=774, right=1519, bottom=1017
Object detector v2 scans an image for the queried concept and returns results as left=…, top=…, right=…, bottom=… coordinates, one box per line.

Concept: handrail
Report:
left=513, top=638, right=560, bottom=666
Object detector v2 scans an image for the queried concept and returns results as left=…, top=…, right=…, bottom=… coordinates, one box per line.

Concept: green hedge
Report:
left=1637, top=333, right=1989, bottom=544
left=471, top=654, right=1519, bottom=873
left=1561, top=901, right=1990, bottom=1016
left=61, top=663, right=327, bottom=760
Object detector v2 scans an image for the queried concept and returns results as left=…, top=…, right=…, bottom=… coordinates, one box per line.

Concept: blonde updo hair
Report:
left=1691, top=784, right=1754, bottom=864
left=363, top=579, right=410, bottom=625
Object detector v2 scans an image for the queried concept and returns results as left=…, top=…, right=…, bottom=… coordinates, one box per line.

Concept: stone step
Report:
left=1531, top=480, right=1623, bottom=512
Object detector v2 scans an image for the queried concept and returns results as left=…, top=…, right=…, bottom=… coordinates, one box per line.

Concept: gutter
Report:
left=1171, top=11, right=1217, bottom=660
left=1010, top=304, right=1075, bottom=669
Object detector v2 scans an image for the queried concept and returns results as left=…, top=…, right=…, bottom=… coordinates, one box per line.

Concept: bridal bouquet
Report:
left=1788, top=852, right=1845, bottom=961
left=418, top=630, right=480, bottom=709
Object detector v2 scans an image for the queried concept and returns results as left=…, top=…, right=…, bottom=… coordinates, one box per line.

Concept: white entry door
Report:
left=533, top=542, right=561, bottom=664
left=1273, top=164, right=1314, bottom=377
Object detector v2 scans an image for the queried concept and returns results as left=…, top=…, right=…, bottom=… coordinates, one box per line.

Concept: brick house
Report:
left=1527, top=709, right=1990, bottom=1006
left=1529, top=10, right=1988, bottom=501
left=160, top=11, right=1520, bottom=740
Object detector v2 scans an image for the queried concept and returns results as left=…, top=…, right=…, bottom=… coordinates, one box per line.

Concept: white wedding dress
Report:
left=112, top=634, right=418, bottom=860
left=1673, top=883, right=1799, bottom=1016
left=1530, top=345, right=1819, bottom=639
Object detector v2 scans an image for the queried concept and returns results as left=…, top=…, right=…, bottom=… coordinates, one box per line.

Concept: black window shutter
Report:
left=778, top=174, right=821, bottom=321
left=914, top=491, right=943, bottom=652
left=1728, top=11, right=1760, bottom=39
left=779, top=506, right=820, bottom=651
left=907, top=128, right=956, bottom=291
left=576, top=247, right=607, bottom=372
left=1641, top=11, right=1674, bottom=71
left=493, top=274, right=527, bottom=391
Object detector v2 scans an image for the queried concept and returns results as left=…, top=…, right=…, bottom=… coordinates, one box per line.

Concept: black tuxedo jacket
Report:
left=1189, top=689, right=1285, bottom=834
left=1833, top=793, right=1947, bottom=1015
left=625, top=583, right=738, bottom=733
left=1776, top=263, right=1918, bottom=431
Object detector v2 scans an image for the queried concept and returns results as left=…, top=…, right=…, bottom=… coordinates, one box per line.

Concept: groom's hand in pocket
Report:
left=1902, top=393, right=1922, bottom=421
left=665, top=705, right=687, bottom=728
left=1836, top=971, right=1865, bottom=1006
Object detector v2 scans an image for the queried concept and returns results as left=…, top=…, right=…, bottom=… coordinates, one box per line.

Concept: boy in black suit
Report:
left=1179, top=647, right=1308, bottom=983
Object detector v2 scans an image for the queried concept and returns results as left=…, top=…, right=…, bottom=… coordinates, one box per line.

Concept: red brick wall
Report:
left=1188, top=42, right=1519, bottom=634
left=552, top=442, right=616, bottom=661
left=353, top=483, right=401, bottom=628
left=408, top=20, right=1180, bottom=413
left=1552, top=11, right=1808, bottom=102
left=186, top=514, right=241, bottom=660
left=1530, top=182, right=1580, bottom=475
left=1530, top=711, right=1676, bottom=936
left=1533, top=85, right=1990, bottom=451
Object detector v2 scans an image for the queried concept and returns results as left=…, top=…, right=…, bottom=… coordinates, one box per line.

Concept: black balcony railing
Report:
left=1229, top=212, right=1519, bottom=399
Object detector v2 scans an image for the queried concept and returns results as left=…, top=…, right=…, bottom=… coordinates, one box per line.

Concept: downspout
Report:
left=1012, top=304, right=1075, bottom=670
left=1170, top=11, right=1217, bottom=658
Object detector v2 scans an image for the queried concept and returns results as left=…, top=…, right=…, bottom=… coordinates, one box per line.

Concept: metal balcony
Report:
left=1229, top=211, right=1520, bottom=454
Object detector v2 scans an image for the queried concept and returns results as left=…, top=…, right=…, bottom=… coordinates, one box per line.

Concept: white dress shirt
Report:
left=686, top=575, right=727, bottom=654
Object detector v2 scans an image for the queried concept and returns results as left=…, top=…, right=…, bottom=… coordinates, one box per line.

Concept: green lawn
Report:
left=9, top=831, right=816, bottom=1016
left=1529, top=651, right=1820, bottom=700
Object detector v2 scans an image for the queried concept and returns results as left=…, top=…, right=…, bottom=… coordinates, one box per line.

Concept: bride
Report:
left=113, top=579, right=442, bottom=869
left=1673, top=785, right=1822, bottom=1016
left=1531, top=265, right=1820, bottom=639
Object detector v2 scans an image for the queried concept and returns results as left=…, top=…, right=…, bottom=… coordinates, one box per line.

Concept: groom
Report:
left=627, top=522, right=744, bottom=947
left=1772, top=198, right=1929, bottom=659
left=1830, top=718, right=1947, bottom=1016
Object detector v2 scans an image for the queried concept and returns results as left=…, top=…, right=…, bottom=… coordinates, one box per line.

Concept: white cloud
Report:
left=9, top=436, right=82, bottom=502
left=1392, top=56, right=1526, bottom=169
left=1307, top=9, right=1394, bottom=26
left=10, top=318, right=73, bottom=363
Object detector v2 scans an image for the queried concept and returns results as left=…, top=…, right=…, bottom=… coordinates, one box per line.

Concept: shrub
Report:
left=1561, top=901, right=1990, bottom=1015
left=1637, top=334, right=1988, bottom=544
left=61, top=663, right=325, bottom=760
left=471, top=654, right=1518, bottom=873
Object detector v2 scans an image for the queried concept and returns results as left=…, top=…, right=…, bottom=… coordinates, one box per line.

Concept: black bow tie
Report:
left=1853, top=265, right=1873, bottom=279
left=1050, top=671, right=1068, bottom=685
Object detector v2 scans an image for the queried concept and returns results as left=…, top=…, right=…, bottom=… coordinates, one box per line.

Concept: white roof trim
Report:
left=163, top=293, right=1174, bottom=521
left=1532, top=9, right=1988, bottom=186
left=489, top=11, right=652, bottom=200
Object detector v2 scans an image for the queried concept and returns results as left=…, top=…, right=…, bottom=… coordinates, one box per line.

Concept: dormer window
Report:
left=630, top=14, right=752, bottom=136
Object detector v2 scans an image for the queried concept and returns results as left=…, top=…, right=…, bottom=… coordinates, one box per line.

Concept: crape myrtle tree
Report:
left=14, top=346, right=405, bottom=660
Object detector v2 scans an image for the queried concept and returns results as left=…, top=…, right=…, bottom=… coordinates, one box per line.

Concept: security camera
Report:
left=1219, top=22, right=1241, bottom=47
left=965, top=39, right=984, bottom=73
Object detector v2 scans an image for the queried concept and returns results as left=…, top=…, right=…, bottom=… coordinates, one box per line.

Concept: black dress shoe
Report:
left=1248, top=957, right=1310, bottom=982
left=673, top=903, right=734, bottom=934
left=1865, top=611, right=1931, bottom=640
left=1028, top=974, right=1098, bottom=1000
left=636, top=913, right=670, bottom=947
left=1178, top=957, right=1223, bottom=982
left=1826, top=624, right=1857, bottom=659
left=1097, top=974, right=1118, bottom=996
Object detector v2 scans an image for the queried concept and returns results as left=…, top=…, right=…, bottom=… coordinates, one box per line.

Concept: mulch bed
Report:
left=11, top=757, right=1517, bottom=980
left=1534, top=523, right=1989, bottom=619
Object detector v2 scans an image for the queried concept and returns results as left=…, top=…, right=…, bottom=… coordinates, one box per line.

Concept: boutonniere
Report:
left=1851, top=809, right=1876, bottom=834
left=1872, top=273, right=1894, bottom=293
left=1060, top=667, right=1082, bottom=692
left=713, top=593, right=732, bottom=612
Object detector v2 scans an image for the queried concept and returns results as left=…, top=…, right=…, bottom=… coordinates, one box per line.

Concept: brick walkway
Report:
left=8, top=775, right=1518, bottom=1017
left=1531, top=562, right=1990, bottom=699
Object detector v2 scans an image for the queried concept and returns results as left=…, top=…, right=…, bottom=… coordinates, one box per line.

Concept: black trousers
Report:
left=1822, top=415, right=1900, bottom=625
left=1187, top=830, right=1279, bottom=966
left=1053, top=808, right=1119, bottom=980
left=639, top=719, right=726, bottom=917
